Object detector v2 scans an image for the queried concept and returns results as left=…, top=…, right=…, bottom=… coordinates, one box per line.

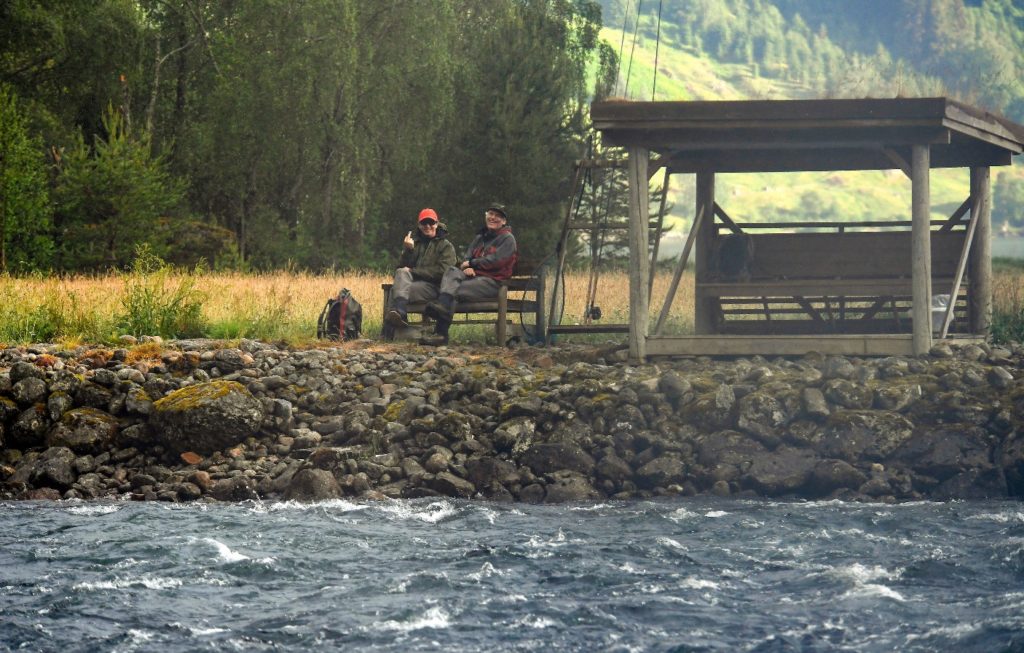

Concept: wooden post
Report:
left=694, top=172, right=716, bottom=335
left=627, top=147, right=650, bottom=362
left=969, top=167, right=992, bottom=337
left=911, top=145, right=932, bottom=355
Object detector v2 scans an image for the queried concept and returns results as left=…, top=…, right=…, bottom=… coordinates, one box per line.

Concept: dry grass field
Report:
left=0, top=266, right=1021, bottom=346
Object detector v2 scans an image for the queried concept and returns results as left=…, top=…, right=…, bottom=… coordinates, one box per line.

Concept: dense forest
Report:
left=2, top=0, right=1023, bottom=274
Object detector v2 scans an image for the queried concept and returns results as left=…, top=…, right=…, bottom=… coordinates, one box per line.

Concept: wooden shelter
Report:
left=590, top=97, right=1024, bottom=361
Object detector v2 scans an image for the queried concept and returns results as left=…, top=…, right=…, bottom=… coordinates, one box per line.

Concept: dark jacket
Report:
left=465, top=225, right=517, bottom=281
left=398, top=225, right=457, bottom=283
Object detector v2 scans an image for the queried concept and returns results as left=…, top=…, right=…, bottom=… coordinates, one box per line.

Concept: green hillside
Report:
left=593, top=1, right=1024, bottom=255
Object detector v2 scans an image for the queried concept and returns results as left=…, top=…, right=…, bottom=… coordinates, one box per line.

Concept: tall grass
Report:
left=0, top=264, right=1020, bottom=346
left=992, top=261, right=1024, bottom=344
left=116, top=248, right=206, bottom=339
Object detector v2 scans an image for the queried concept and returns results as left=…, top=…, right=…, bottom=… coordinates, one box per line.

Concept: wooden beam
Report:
left=911, top=145, right=933, bottom=355
left=647, top=153, right=676, bottom=180
left=712, top=203, right=744, bottom=235
left=860, top=298, right=890, bottom=321
left=943, top=116, right=1024, bottom=153
left=939, top=191, right=979, bottom=338
left=969, top=166, right=992, bottom=336
left=627, top=147, right=650, bottom=363
left=591, top=97, right=953, bottom=123
left=649, top=146, right=1012, bottom=174
left=938, top=197, right=972, bottom=232
left=794, top=296, right=826, bottom=323
left=882, top=147, right=912, bottom=178
left=655, top=184, right=704, bottom=335
left=600, top=126, right=953, bottom=150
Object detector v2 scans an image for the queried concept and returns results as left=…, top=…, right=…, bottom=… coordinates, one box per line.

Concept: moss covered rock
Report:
left=46, top=407, right=119, bottom=454
left=151, top=380, right=264, bottom=455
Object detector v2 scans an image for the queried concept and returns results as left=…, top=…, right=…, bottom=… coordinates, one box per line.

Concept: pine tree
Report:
left=0, top=85, right=53, bottom=272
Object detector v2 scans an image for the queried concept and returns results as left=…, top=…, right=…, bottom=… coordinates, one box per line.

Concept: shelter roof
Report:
left=591, top=97, right=1024, bottom=173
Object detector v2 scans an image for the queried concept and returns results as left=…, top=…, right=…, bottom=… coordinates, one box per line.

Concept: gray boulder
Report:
left=492, top=416, right=537, bottom=454
left=736, top=390, right=789, bottom=445
left=822, top=379, right=874, bottom=410
left=211, top=476, right=259, bottom=501
left=820, top=410, right=915, bottom=462
left=635, top=453, right=687, bottom=489
left=806, top=459, right=868, bottom=496
left=13, top=377, right=47, bottom=406
left=521, top=442, right=595, bottom=476
left=465, top=457, right=517, bottom=488
left=742, top=447, right=818, bottom=496
left=284, top=468, right=342, bottom=501
left=423, top=471, right=476, bottom=498
left=895, top=426, right=992, bottom=482
left=150, top=380, right=264, bottom=455
left=10, top=405, right=48, bottom=449
left=31, top=446, right=77, bottom=490
left=543, top=471, right=600, bottom=503
left=46, top=408, right=119, bottom=454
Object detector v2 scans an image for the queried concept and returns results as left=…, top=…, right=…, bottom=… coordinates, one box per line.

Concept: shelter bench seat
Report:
left=381, top=263, right=544, bottom=344
left=696, top=228, right=969, bottom=336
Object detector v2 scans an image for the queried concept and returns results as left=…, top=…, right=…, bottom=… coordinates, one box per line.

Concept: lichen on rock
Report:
left=151, top=380, right=264, bottom=455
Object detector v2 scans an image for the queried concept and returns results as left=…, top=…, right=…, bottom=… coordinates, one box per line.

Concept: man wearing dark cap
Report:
left=422, top=204, right=518, bottom=345
left=384, top=208, right=457, bottom=335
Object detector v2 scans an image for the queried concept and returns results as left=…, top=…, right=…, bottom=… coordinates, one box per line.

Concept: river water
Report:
left=2, top=498, right=1022, bottom=652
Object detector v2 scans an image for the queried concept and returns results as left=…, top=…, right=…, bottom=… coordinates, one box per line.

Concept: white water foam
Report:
left=657, top=536, right=688, bottom=552
left=704, top=510, right=729, bottom=518
left=526, top=528, right=570, bottom=552
left=570, top=503, right=612, bottom=512
left=64, top=504, right=122, bottom=516
left=468, top=561, right=508, bottom=581
left=967, top=511, right=1024, bottom=523
left=904, top=621, right=981, bottom=645
left=842, top=583, right=906, bottom=602
left=202, top=537, right=276, bottom=565
left=833, top=562, right=900, bottom=584
left=667, top=507, right=699, bottom=522
left=375, top=606, right=452, bottom=632
left=170, top=621, right=229, bottom=637
left=377, top=500, right=459, bottom=524
left=617, top=562, right=647, bottom=575
left=74, top=576, right=182, bottom=591
left=679, top=577, right=721, bottom=590
left=515, top=615, right=560, bottom=629
left=263, top=499, right=368, bottom=514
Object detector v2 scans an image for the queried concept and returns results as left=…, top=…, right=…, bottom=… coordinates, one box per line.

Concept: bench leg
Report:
left=382, top=287, right=393, bottom=341
left=497, top=285, right=508, bottom=345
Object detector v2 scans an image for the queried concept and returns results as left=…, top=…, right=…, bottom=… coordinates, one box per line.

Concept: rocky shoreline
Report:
left=1, top=338, right=1022, bottom=504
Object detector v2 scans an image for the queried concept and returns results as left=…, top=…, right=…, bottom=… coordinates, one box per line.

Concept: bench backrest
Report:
left=709, top=230, right=966, bottom=281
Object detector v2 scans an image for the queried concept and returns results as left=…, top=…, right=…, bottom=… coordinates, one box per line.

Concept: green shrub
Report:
left=116, top=246, right=206, bottom=338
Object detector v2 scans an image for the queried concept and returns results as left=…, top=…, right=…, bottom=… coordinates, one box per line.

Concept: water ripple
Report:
left=1, top=498, right=1023, bottom=652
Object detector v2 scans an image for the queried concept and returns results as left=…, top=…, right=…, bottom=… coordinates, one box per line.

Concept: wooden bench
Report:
left=381, top=262, right=547, bottom=344
left=696, top=226, right=970, bottom=336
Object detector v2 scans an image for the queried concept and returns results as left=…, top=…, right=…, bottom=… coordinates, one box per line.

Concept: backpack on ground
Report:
left=317, top=288, right=362, bottom=341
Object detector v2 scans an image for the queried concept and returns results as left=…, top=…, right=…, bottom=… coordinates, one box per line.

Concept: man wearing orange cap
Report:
left=383, top=208, right=457, bottom=334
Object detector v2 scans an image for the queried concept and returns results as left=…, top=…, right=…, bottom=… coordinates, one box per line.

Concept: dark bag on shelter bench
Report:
left=317, top=288, right=362, bottom=341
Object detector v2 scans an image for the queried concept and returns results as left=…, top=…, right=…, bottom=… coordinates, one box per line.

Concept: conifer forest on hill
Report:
left=2, top=0, right=1023, bottom=275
